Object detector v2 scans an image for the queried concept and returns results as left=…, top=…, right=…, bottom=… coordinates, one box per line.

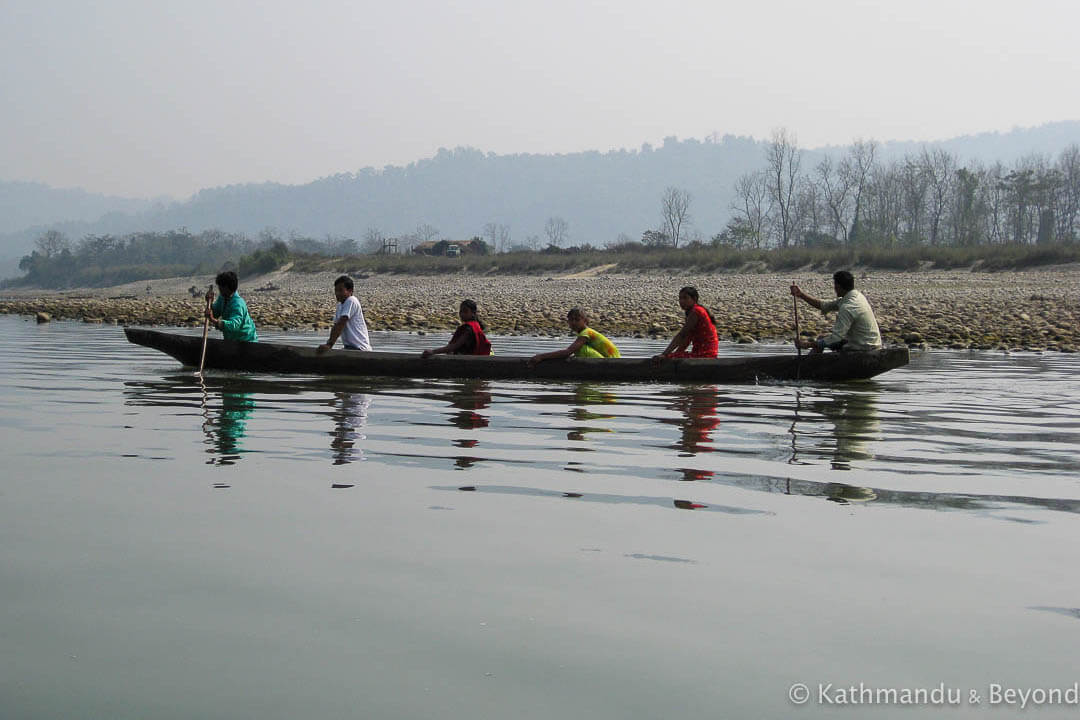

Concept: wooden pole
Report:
left=792, top=295, right=802, bottom=358
left=198, top=285, right=213, bottom=376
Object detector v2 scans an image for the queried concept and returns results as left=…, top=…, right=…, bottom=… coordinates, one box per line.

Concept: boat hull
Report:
left=124, top=328, right=909, bottom=383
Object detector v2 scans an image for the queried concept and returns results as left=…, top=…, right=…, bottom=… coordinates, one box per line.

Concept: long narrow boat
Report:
left=125, top=327, right=909, bottom=382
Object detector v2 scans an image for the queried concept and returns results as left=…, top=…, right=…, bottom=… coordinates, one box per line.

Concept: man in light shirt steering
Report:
left=790, top=270, right=882, bottom=353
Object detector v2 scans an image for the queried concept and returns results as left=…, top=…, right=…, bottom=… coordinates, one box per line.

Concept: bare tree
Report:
left=765, top=128, right=802, bottom=247
left=796, top=182, right=824, bottom=244
left=544, top=217, right=569, bottom=247
left=841, top=139, right=877, bottom=244
left=1056, top=145, right=1080, bottom=241
left=951, top=166, right=982, bottom=246
left=483, top=222, right=512, bottom=252
left=416, top=224, right=439, bottom=244
left=35, top=229, right=70, bottom=257
left=869, top=160, right=905, bottom=245
left=660, top=186, right=692, bottom=248
left=731, top=171, right=771, bottom=248
left=980, top=162, right=1008, bottom=244
left=816, top=156, right=852, bottom=244
left=483, top=222, right=499, bottom=250
left=361, top=227, right=385, bottom=254
left=921, top=148, right=956, bottom=245
left=899, top=156, right=930, bottom=244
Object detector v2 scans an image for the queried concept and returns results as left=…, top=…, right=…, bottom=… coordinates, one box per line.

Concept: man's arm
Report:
left=790, top=283, right=824, bottom=311
left=317, top=316, right=348, bottom=354
left=821, top=306, right=854, bottom=349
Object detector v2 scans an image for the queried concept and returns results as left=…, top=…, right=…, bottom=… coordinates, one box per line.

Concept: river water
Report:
left=1, top=314, right=1078, bottom=718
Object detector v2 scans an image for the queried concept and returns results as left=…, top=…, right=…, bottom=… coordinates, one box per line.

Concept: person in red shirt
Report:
left=654, top=286, right=719, bottom=360
left=421, top=299, right=493, bottom=357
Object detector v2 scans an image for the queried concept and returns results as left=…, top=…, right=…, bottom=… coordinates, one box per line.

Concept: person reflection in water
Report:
left=444, top=380, right=492, bottom=469
left=815, top=391, right=880, bottom=471
left=566, top=383, right=617, bottom=442
left=666, top=386, right=722, bottom=455
left=448, top=379, right=492, bottom=431
left=664, top=386, right=721, bottom=480
left=329, top=391, right=371, bottom=466
left=205, top=388, right=255, bottom=466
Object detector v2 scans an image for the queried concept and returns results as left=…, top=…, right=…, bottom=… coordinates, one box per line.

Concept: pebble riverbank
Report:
left=2, top=268, right=1078, bottom=352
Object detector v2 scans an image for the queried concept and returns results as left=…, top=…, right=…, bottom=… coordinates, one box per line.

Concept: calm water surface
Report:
left=1, top=315, right=1079, bottom=718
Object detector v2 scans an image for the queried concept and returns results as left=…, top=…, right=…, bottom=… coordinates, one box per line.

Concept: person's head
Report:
left=832, top=270, right=855, bottom=296
left=678, top=286, right=699, bottom=311
left=566, top=307, right=588, bottom=332
left=459, top=299, right=478, bottom=322
left=333, top=275, right=354, bottom=303
left=215, top=270, right=239, bottom=297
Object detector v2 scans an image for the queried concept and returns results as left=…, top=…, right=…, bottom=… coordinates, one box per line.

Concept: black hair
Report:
left=460, top=299, right=485, bottom=331
left=334, top=275, right=354, bottom=291
left=567, top=307, right=588, bottom=322
left=833, top=270, right=855, bottom=293
left=215, top=270, right=239, bottom=295
left=678, top=286, right=717, bottom=325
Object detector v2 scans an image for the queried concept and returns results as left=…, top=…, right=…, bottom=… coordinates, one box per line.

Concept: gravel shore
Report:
left=3, top=267, right=1079, bottom=351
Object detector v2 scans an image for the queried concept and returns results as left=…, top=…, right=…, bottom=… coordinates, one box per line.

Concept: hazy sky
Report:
left=3, top=0, right=1079, bottom=198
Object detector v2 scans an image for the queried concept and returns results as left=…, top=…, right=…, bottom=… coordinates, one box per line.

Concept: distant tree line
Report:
left=9, top=131, right=1080, bottom=288
left=719, top=130, right=1080, bottom=249
left=11, top=228, right=256, bottom=288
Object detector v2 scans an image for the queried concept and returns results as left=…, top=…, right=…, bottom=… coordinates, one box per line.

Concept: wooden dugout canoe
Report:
left=125, top=327, right=909, bottom=383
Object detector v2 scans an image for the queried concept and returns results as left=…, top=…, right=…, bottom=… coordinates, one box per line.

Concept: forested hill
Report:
left=3, top=121, right=1079, bottom=265
left=0, top=181, right=157, bottom=236
left=9, top=135, right=764, bottom=250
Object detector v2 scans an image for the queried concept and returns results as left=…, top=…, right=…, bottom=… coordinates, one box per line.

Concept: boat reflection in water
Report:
left=328, top=391, right=371, bottom=467
left=822, top=482, right=878, bottom=504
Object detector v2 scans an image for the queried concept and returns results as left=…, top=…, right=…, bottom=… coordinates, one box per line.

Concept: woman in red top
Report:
left=654, top=286, right=719, bottom=360
left=421, top=299, right=493, bottom=357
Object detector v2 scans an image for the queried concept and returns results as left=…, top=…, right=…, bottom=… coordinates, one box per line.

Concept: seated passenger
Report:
left=318, top=275, right=372, bottom=353
left=421, top=299, right=493, bottom=357
left=654, top=286, right=718, bottom=360
left=205, top=270, right=258, bottom=343
left=529, top=308, right=620, bottom=366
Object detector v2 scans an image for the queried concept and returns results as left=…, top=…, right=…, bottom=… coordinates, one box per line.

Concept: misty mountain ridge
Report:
left=3, top=120, right=1078, bottom=275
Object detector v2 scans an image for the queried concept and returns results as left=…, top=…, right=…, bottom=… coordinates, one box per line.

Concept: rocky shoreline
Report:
left=2, top=268, right=1078, bottom=352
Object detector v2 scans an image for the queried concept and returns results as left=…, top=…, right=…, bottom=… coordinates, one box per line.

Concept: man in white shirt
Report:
left=790, top=270, right=882, bottom=353
left=317, top=275, right=372, bottom=353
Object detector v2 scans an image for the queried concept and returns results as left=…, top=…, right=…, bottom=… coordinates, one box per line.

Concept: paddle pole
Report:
left=198, top=284, right=213, bottom=376
left=792, top=288, right=803, bottom=381
left=792, top=294, right=802, bottom=358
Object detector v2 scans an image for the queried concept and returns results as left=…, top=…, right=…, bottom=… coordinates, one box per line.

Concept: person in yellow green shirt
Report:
left=529, top=308, right=620, bottom=366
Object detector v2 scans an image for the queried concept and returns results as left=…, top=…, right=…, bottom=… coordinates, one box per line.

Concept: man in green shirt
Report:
left=205, top=270, right=258, bottom=343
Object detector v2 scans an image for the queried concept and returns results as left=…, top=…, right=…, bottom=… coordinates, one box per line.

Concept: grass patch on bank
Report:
left=290, top=242, right=1080, bottom=276
left=7, top=241, right=1079, bottom=289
